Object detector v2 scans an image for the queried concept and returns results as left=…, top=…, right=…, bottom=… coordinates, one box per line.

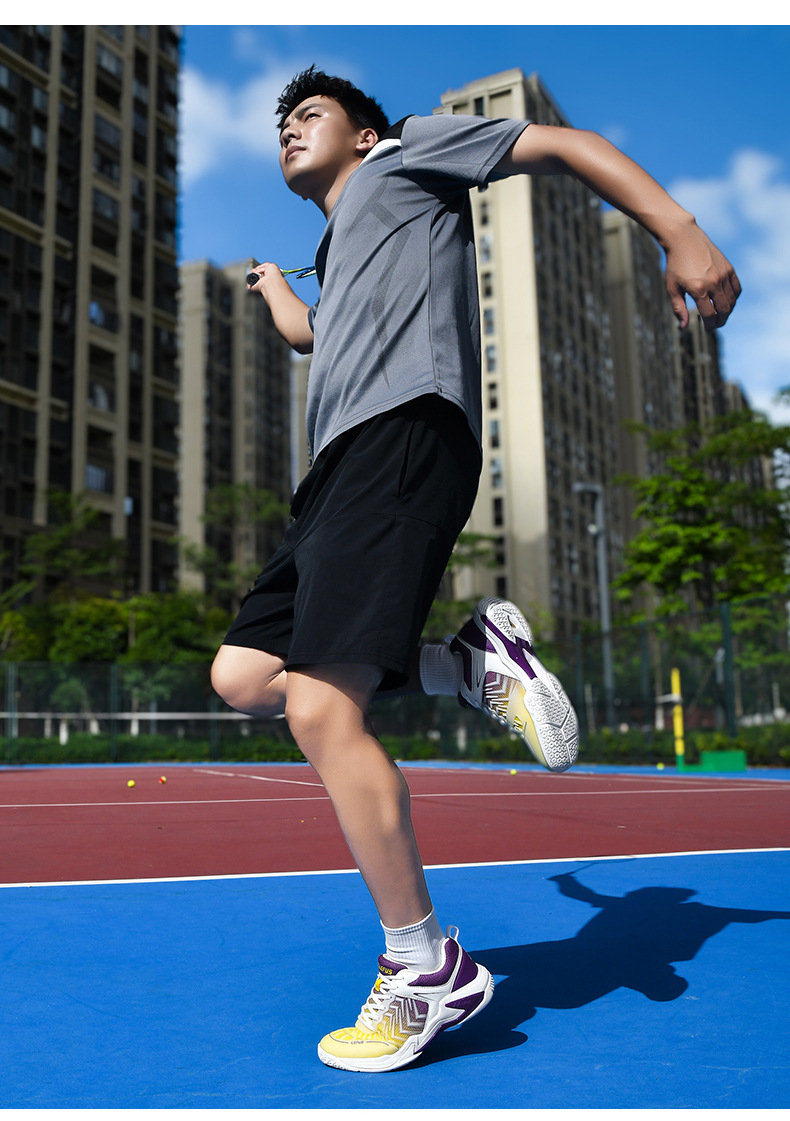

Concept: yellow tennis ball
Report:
left=509, top=769, right=517, bottom=775
left=159, top=776, right=167, bottom=784
left=656, top=763, right=665, bottom=771
left=127, top=779, right=135, bottom=788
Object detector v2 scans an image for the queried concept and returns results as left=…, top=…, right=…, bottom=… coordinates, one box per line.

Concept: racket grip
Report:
left=246, top=271, right=260, bottom=286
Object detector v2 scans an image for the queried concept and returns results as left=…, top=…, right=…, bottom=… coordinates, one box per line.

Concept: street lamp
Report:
left=573, top=482, right=615, bottom=727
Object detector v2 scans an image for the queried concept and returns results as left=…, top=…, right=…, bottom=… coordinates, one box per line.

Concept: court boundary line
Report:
left=0, top=796, right=329, bottom=809
left=2, top=845, right=787, bottom=891
left=3, top=781, right=786, bottom=810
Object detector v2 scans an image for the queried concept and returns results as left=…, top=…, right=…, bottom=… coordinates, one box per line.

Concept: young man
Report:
left=211, top=67, right=740, bottom=1073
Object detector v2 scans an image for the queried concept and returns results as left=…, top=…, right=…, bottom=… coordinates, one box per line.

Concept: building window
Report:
left=0, top=64, right=19, bottom=93
left=95, top=114, right=122, bottom=150
left=93, top=188, right=119, bottom=222
left=489, top=418, right=500, bottom=448
left=0, top=105, right=16, bottom=134
left=483, top=308, right=495, bottom=336
left=487, top=379, right=498, bottom=409
left=94, top=148, right=120, bottom=182
left=479, top=234, right=492, bottom=263
left=490, top=456, right=503, bottom=489
left=482, top=271, right=493, bottom=298
left=493, top=496, right=504, bottom=527
left=86, top=463, right=113, bottom=493
left=485, top=346, right=497, bottom=375
left=96, top=43, right=123, bottom=79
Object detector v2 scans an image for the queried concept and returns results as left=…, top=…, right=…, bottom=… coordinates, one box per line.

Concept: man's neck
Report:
left=314, top=156, right=366, bottom=218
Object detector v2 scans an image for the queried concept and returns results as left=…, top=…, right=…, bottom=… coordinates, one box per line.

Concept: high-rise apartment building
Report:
left=436, top=69, right=624, bottom=645
left=603, top=209, right=685, bottom=528
left=678, top=312, right=727, bottom=427
left=178, top=259, right=293, bottom=603
left=0, top=25, right=181, bottom=597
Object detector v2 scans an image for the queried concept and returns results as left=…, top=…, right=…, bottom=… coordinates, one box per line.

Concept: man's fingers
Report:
left=697, top=273, right=741, bottom=332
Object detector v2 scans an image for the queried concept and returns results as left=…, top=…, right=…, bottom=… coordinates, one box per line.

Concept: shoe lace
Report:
left=356, top=977, right=396, bottom=1033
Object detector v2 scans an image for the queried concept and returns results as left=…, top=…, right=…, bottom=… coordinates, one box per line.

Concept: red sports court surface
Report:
left=1, top=762, right=788, bottom=884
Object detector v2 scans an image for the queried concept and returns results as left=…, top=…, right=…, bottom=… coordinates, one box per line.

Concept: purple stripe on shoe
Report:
left=378, top=956, right=408, bottom=975
left=447, top=989, right=486, bottom=1017
left=486, top=625, right=538, bottom=682
left=456, top=618, right=487, bottom=651
left=457, top=613, right=539, bottom=683
left=453, top=949, right=479, bottom=991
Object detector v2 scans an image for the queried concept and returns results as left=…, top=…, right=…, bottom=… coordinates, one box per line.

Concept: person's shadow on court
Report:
left=420, top=868, right=790, bottom=1064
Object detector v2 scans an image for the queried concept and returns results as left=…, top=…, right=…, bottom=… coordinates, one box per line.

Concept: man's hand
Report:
left=246, top=261, right=314, bottom=354
left=663, top=218, right=742, bottom=332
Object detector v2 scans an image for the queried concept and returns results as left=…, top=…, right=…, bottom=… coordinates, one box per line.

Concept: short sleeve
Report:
left=400, top=114, right=529, bottom=187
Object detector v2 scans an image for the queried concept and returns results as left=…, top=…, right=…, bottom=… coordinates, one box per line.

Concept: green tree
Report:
left=615, top=409, right=790, bottom=617
left=177, top=482, right=289, bottom=607
left=19, top=488, right=126, bottom=603
left=1, top=491, right=128, bottom=659
left=123, top=590, right=230, bottom=663
left=49, top=597, right=128, bottom=662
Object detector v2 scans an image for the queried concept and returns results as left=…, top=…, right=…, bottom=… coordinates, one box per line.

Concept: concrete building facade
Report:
left=178, top=258, right=293, bottom=602
left=436, top=69, right=623, bottom=645
left=0, top=24, right=181, bottom=595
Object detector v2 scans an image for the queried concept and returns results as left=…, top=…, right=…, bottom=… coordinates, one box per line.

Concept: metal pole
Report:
left=573, top=482, right=615, bottom=727
left=721, top=602, right=737, bottom=737
left=593, top=488, right=615, bottom=728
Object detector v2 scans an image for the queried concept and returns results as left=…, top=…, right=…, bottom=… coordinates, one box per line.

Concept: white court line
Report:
left=412, top=784, right=788, bottom=798
left=2, top=782, right=787, bottom=811
left=196, top=767, right=322, bottom=788
left=2, top=846, right=788, bottom=890
left=0, top=796, right=328, bottom=809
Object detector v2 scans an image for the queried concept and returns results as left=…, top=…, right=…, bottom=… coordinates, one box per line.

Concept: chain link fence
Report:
left=569, top=596, right=790, bottom=740
left=3, top=595, right=789, bottom=765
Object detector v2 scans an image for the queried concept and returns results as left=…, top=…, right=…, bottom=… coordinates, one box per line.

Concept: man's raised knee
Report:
left=210, top=645, right=286, bottom=716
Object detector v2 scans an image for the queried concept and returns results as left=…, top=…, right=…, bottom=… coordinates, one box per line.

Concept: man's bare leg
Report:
left=211, top=648, right=431, bottom=927
left=285, top=663, right=432, bottom=928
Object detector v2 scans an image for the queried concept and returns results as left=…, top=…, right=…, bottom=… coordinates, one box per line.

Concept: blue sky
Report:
left=177, top=18, right=790, bottom=420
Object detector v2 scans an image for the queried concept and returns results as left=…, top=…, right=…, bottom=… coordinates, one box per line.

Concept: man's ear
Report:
left=356, top=128, right=379, bottom=154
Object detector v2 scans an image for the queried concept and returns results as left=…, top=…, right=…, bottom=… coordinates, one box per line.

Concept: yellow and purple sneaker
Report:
left=450, top=597, right=579, bottom=772
left=317, top=928, right=493, bottom=1073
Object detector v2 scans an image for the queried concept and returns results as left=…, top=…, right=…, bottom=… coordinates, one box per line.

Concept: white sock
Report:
left=382, top=909, right=445, bottom=970
left=419, top=643, right=462, bottom=696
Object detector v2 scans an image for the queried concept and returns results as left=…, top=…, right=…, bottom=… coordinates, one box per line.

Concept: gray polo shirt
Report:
left=305, top=112, right=529, bottom=459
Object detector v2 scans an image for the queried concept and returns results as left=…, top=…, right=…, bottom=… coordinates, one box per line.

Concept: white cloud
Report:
left=179, top=65, right=295, bottom=187
left=669, top=149, right=790, bottom=421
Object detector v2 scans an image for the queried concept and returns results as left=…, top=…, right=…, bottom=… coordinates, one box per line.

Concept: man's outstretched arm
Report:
left=495, top=123, right=741, bottom=333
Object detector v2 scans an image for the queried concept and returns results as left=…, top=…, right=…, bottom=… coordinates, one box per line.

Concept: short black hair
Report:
left=276, top=65, right=389, bottom=138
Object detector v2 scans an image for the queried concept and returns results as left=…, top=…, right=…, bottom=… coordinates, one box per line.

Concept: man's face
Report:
left=279, top=94, right=372, bottom=198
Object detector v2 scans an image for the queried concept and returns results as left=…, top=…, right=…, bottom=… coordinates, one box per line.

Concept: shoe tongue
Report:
left=378, top=954, right=408, bottom=976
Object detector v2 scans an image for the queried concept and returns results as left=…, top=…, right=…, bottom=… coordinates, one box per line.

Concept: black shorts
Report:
left=222, top=394, right=482, bottom=689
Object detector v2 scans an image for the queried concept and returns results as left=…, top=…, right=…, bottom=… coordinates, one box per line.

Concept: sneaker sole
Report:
left=317, top=965, right=495, bottom=1073
left=474, top=598, right=579, bottom=773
